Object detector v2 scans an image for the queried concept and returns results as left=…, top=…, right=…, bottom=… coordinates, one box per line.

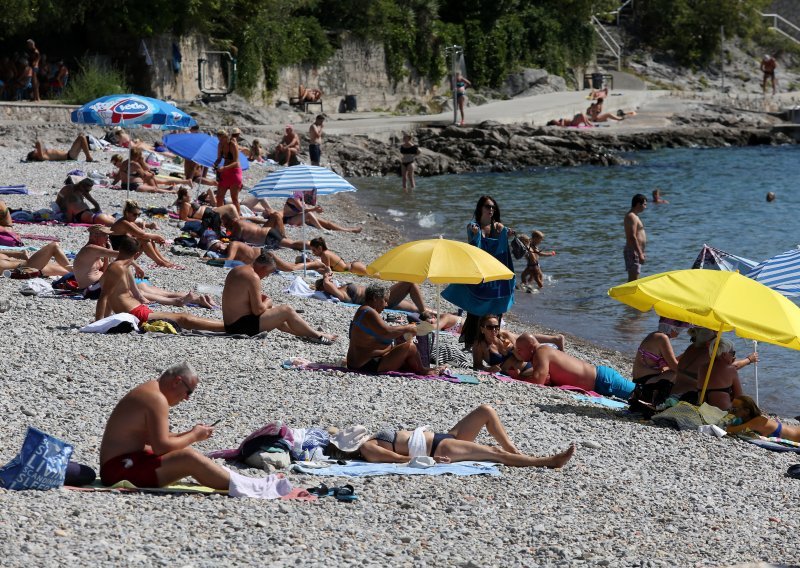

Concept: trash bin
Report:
left=591, top=73, right=604, bottom=89
left=345, top=95, right=357, bottom=113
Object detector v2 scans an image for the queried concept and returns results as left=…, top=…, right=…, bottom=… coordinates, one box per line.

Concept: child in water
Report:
left=520, top=231, right=555, bottom=291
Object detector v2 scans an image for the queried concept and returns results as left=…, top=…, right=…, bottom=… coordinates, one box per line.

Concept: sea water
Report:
left=352, top=144, right=800, bottom=416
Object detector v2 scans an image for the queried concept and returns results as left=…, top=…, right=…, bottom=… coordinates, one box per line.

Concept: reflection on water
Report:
left=352, top=145, right=800, bottom=416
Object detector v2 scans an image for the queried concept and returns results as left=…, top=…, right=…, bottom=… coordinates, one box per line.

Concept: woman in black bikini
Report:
left=399, top=133, right=419, bottom=192
left=314, top=271, right=430, bottom=314
left=173, top=187, right=239, bottom=223
left=355, top=404, right=575, bottom=468
left=695, top=337, right=743, bottom=411
left=308, top=237, right=367, bottom=275
left=282, top=193, right=362, bottom=233
left=472, top=314, right=564, bottom=378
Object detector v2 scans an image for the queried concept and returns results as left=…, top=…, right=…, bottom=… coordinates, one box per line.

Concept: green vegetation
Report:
left=0, top=0, right=784, bottom=98
left=59, top=58, right=128, bottom=105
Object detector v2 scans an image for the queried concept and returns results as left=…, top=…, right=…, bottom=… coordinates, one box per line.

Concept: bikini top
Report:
left=373, top=429, right=397, bottom=451
left=285, top=199, right=303, bottom=214
left=638, top=347, right=668, bottom=370
left=400, top=145, right=419, bottom=155
left=350, top=307, right=393, bottom=345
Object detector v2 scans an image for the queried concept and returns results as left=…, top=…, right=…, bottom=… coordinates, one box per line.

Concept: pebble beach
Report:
left=0, top=136, right=799, bottom=567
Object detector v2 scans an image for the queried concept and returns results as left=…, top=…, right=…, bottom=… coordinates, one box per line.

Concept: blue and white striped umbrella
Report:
left=747, top=248, right=800, bottom=297
left=70, top=94, right=196, bottom=130
left=250, top=165, right=357, bottom=198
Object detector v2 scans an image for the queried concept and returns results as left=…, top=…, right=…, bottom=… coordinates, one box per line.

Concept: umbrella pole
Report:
left=126, top=136, right=132, bottom=201
left=753, top=340, right=759, bottom=406
left=302, top=206, right=307, bottom=276
left=698, top=327, right=724, bottom=405
left=434, top=285, right=441, bottom=367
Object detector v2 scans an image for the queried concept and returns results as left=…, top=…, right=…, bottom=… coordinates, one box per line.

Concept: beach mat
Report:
left=292, top=460, right=501, bottom=477
left=0, top=185, right=28, bottom=194
left=65, top=480, right=316, bottom=500
left=741, top=436, right=800, bottom=453
left=489, top=371, right=626, bottom=406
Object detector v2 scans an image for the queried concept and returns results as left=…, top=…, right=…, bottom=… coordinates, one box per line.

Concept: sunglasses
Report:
left=180, top=378, right=194, bottom=397
left=483, top=324, right=500, bottom=330
left=483, top=204, right=496, bottom=210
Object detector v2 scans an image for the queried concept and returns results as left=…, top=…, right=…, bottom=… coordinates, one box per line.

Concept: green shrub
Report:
left=59, top=58, right=128, bottom=105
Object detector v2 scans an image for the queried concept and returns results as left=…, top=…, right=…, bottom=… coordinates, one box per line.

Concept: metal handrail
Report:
left=762, top=13, right=800, bottom=45
left=607, top=0, right=634, bottom=27
left=591, top=16, right=621, bottom=71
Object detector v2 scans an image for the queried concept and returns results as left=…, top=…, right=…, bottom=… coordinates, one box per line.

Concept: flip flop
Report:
left=786, top=464, right=800, bottom=479
left=332, top=484, right=358, bottom=502
left=306, top=483, right=334, bottom=497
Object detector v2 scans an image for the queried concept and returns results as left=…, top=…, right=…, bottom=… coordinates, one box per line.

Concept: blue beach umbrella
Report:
left=162, top=132, right=250, bottom=171
left=250, top=165, right=358, bottom=273
left=746, top=248, right=800, bottom=297
left=71, top=94, right=197, bottom=197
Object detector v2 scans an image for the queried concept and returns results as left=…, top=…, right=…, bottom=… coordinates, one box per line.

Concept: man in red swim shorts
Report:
left=94, top=236, right=225, bottom=331
left=99, top=362, right=229, bottom=488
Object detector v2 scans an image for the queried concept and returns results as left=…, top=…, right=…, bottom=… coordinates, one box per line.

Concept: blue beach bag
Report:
left=0, top=427, right=74, bottom=490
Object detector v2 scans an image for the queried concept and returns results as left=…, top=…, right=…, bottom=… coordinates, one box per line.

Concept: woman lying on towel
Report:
left=110, top=151, right=186, bottom=194
left=338, top=404, right=575, bottom=468
left=314, top=271, right=430, bottom=314
left=309, top=237, right=367, bottom=275
left=472, top=314, right=564, bottom=377
left=174, top=187, right=240, bottom=223
left=282, top=193, right=362, bottom=233
left=110, top=201, right=176, bottom=268
left=727, top=396, right=800, bottom=441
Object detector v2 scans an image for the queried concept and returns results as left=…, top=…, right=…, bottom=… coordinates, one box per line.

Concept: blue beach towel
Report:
left=292, top=460, right=501, bottom=477
left=0, top=185, right=28, bottom=195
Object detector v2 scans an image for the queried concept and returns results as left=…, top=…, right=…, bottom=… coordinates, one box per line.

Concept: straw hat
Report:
left=328, top=425, right=371, bottom=452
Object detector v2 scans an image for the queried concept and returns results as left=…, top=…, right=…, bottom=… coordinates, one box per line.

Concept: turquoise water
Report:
left=352, top=144, right=800, bottom=417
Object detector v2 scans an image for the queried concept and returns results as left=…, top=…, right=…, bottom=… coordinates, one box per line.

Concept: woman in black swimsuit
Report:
left=399, top=133, right=420, bottom=192
left=354, top=404, right=575, bottom=468
left=282, top=193, right=363, bottom=233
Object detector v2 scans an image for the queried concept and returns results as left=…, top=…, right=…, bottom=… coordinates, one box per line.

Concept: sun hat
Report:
left=230, top=127, right=241, bottom=136
left=329, top=425, right=371, bottom=452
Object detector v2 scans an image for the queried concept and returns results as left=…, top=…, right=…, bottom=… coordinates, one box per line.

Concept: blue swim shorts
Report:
left=594, top=365, right=635, bottom=399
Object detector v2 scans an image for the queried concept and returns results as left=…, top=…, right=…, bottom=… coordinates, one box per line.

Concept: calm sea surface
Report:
left=351, top=144, right=800, bottom=417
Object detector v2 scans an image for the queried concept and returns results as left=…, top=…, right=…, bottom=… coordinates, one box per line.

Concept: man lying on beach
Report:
left=95, top=236, right=224, bottom=330
left=546, top=113, right=593, bottom=127
left=100, top=362, right=291, bottom=498
left=55, top=177, right=115, bottom=226
left=74, top=225, right=215, bottom=307
left=346, top=284, right=434, bottom=375
left=221, top=251, right=337, bottom=343
left=0, top=241, right=72, bottom=277
left=515, top=333, right=635, bottom=399
left=225, top=215, right=306, bottom=251
left=26, top=134, right=94, bottom=162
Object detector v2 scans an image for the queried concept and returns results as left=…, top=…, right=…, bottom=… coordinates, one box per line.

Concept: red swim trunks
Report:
left=100, top=449, right=162, bottom=487
left=129, top=304, right=152, bottom=324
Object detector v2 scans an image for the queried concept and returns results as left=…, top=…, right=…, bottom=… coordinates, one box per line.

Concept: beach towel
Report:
left=65, top=480, right=315, bottom=500
left=285, top=361, right=478, bottom=384
left=80, top=314, right=140, bottom=334
left=740, top=435, right=800, bottom=453
left=291, top=460, right=500, bottom=477
left=651, top=402, right=727, bottom=431
left=0, top=185, right=27, bottom=195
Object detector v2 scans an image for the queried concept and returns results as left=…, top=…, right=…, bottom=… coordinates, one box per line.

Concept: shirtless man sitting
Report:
left=225, top=215, right=306, bottom=251
left=346, top=284, right=435, bottom=375
left=95, top=236, right=224, bottom=330
left=74, top=225, right=215, bottom=307
left=100, top=362, right=290, bottom=498
left=515, top=333, right=635, bottom=399
left=26, top=134, right=94, bottom=162
left=55, top=177, right=114, bottom=226
left=0, top=241, right=72, bottom=276
left=274, top=125, right=300, bottom=166
left=221, top=251, right=337, bottom=344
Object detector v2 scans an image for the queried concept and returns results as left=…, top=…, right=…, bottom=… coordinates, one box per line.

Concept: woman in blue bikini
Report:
left=727, top=396, right=800, bottom=441
left=357, top=404, right=575, bottom=468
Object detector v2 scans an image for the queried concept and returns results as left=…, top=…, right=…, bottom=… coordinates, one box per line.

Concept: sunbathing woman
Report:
left=633, top=318, right=684, bottom=384
left=110, top=201, right=175, bottom=268
left=472, top=314, right=564, bottom=377
left=219, top=242, right=329, bottom=272
left=309, top=237, right=367, bottom=275
left=315, top=271, right=430, bottom=314
left=283, top=193, right=362, bottom=233
left=110, top=152, right=179, bottom=194
left=353, top=404, right=575, bottom=468
left=243, top=139, right=265, bottom=162
left=174, top=187, right=240, bottom=223
left=727, top=396, right=800, bottom=441
left=0, top=242, right=72, bottom=276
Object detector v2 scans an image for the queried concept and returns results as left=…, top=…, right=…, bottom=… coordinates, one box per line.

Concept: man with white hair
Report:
left=99, top=363, right=293, bottom=498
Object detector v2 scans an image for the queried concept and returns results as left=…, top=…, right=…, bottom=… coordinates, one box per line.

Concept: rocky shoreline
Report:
left=324, top=110, right=794, bottom=177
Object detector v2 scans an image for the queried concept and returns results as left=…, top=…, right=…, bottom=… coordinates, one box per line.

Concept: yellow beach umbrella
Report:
left=608, top=269, right=800, bottom=403
left=367, top=238, right=514, bottom=364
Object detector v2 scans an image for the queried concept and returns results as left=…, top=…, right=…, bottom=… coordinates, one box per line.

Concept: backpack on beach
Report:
left=0, top=427, right=73, bottom=490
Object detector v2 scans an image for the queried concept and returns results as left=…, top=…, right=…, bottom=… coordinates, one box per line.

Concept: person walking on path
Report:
left=624, top=193, right=647, bottom=282
left=761, top=55, right=777, bottom=95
